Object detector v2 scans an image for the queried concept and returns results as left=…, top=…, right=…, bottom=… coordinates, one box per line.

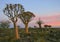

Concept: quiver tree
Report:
left=19, top=11, right=35, bottom=33
left=3, top=4, right=24, bottom=39
left=37, top=18, right=43, bottom=28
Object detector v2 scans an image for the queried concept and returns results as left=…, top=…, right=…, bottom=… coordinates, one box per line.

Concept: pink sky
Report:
left=29, top=13, right=60, bottom=27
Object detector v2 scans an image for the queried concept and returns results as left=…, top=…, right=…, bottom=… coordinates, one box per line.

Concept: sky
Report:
left=0, top=0, right=60, bottom=27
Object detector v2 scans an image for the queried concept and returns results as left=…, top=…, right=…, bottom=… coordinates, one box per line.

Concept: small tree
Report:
left=44, top=25, right=51, bottom=28
left=34, top=26, right=37, bottom=28
left=3, top=4, right=24, bottom=39
left=19, top=11, right=35, bottom=33
left=44, top=25, right=48, bottom=28
left=0, top=20, right=10, bottom=28
left=37, top=18, right=43, bottom=28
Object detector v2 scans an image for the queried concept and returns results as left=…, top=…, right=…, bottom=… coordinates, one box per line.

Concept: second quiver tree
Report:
left=19, top=11, right=35, bottom=34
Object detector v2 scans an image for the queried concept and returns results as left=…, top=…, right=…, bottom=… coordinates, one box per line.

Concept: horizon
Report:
left=0, top=0, right=60, bottom=27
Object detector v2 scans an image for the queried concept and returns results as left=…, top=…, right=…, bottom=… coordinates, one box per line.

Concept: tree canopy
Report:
left=3, top=4, right=24, bottom=22
left=19, top=11, right=35, bottom=24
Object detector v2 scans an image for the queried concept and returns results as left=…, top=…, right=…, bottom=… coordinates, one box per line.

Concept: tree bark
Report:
left=14, top=22, right=20, bottom=39
left=25, top=23, right=28, bottom=34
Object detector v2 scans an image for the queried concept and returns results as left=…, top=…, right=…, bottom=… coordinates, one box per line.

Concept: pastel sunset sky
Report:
left=0, top=0, right=60, bottom=27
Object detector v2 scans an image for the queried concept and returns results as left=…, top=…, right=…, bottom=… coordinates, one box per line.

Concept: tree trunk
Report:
left=39, top=24, right=41, bottom=28
left=14, top=22, right=20, bottom=39
left=25, top=23, right=28, bottom=34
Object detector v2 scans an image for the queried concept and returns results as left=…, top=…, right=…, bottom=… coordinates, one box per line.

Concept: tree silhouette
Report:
left=3, top=4, right=24, bottom=39
left=44, top=25, right=48, bottom=28
left=19, top=11, right=35, bottom=33
left=44, top=25, right=51, bottom=28
left=37, top=18, right=43, bottom=28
